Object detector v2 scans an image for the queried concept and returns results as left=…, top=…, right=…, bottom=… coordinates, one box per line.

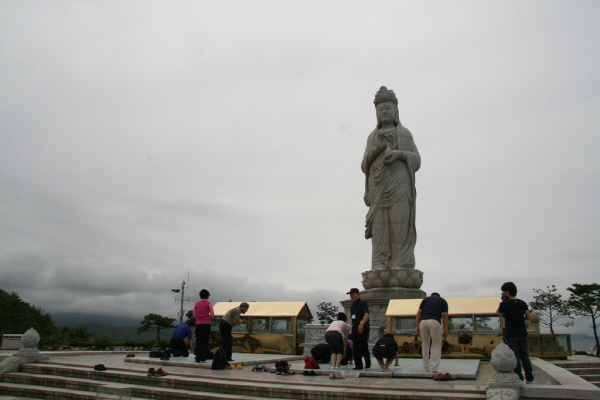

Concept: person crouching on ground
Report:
left=325, top=312, right=349, bottom=369
left=170, top=320, right=195, bottom=357
left=373, top=333, right=399, bottom=371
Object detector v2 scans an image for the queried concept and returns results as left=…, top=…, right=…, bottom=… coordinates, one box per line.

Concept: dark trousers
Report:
left=352, top=329, right=371, bottom=369
left=170, top=337, right=189, bottom=357
left=506, top=336, right=534, bottom=382
left=219, top=320, right=233, bottom=361
left=194, top=324, right=211, bottom=362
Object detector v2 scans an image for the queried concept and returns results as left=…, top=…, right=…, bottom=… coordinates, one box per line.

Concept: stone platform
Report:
left=1, top=350, right=599, bottom=399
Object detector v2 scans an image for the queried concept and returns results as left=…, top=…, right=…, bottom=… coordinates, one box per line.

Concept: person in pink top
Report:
left=193, top=289, right=214, bottom=363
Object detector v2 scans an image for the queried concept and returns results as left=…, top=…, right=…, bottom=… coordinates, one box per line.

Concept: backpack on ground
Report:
left=275, top=361, right=290, bottom=374
left=304, top=356, right=320, bottom=369
left=149, top=347, right=168, bottom=358
left=211, top=348, right=229, bottom=370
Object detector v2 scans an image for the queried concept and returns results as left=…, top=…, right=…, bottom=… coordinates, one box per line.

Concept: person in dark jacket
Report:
left=497, top=282, right=533, bottom=383
left=373, top=333, right=399, bottom=371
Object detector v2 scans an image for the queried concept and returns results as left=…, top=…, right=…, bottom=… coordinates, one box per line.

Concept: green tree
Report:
left=316, top=302, right=339, bottom=325
left=567, top=283, right=600, bottom=356
left=136, top=313, right=176, bottom=343
left=529, top=285, right=573, bottom=334
left=184, top=310, right=195, bottom=325
left=0, top=288, right=56, bottom=337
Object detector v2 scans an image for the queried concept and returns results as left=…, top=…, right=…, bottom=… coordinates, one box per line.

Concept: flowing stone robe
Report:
left=362, top=124, right=420, bottom=270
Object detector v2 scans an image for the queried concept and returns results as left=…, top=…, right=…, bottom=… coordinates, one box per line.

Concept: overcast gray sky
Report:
left=1, top=1, right=598, bottom=334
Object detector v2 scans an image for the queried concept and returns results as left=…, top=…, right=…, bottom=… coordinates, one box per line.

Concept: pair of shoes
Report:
left=433, top=373, right=456, bottom=381
left=94, top=364, right=107, bottom=371
left=254, top=365, right=269, bottom=372
left=147, top=368, right=155, bottom=377
left=155, top=368, right=167, bottom=377
left=329, top=371, right=345, bottom=379
left=126, top=353, right=135, bottom=358
left=303, top=370, right=317, bottom=376
left=236, top=364, right=243, bottom=369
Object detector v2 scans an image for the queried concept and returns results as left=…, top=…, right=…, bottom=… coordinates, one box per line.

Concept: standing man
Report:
left=170, top=321, right=195, bottom=357
left=416, top=292, right=449, bottom=373
left=220, top=302, right=249, bottom=362
left=497, top=282, right=534, bottom=383
left=348, top=288, right=371, bottom=369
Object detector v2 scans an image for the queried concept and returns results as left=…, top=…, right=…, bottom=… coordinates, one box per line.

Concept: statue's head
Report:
left=374, top=86, right=399, bottom=128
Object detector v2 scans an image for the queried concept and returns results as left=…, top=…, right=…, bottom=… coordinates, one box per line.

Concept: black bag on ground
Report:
left=275, top=361, right=290, bottom=374
left=211, top=348, right=229, bottom=370
left=149, top=347, right=168, bottom=358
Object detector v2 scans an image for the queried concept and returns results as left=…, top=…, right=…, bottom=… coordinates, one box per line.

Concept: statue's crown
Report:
left=373, top=86, right=398, bottom=105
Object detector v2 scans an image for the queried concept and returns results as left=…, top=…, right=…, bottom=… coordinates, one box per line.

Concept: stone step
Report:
left=0, top=381, right=288, bottom=400
left=552, top=362, right=600, bottom=369
left=4, top=363, right=488, bottom=400
left=566, top=367, right=600, bottom=375
left=1, top=371, right=291, bottom=400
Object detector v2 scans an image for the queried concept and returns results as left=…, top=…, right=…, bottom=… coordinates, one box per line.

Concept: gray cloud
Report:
left=1, top=1, right=599, bottom=334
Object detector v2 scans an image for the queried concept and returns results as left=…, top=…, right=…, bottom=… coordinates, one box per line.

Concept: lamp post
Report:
left=172, top=281, right=190, bottom=324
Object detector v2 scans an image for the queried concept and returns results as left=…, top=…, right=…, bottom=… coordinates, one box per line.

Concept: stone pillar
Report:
left=302, top=325, right=328, bottom=357
left=13, top=328, right=49, bottom=363
left=527, top=312, right=540, bottom=335
left=341, top=285, right=426, bottom=349
left=486, top=342, right=522, bottom=399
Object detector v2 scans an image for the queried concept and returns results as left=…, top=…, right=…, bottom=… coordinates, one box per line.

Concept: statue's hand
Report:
left=383, top=150, right=403, bottom=165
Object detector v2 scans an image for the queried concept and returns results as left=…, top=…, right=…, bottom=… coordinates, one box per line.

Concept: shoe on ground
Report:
left=126, top=353, right=135, bottom=358
left=309, top=370, right=317, bottom=376
left=352, top=367, right=363, bottom=370
left=236, top=364, right=242, bottom=369
left=147, top=368, right=155, bottom=377
left=155, top=368, right=167, bottom=377
left=96, top=364, right=107, bottom=371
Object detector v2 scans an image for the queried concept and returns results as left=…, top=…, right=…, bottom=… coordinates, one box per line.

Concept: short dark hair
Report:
left=383, top=333, right=394, bottom=339
left=431, top=292, right=440, bottom=297
left=188, top=320, right=196, bottom=326
left=337, top=312, right=347, bottom=322
left=501, top=282, right=517, bottom=297
left=200, top=289, right=210, bottom=299
left=240, top=302, right=250, bottom=308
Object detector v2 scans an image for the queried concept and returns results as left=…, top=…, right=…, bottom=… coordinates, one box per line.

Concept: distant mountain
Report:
left=52, top=313, right=141, bottom=328
left=51, top=313, right=176, bottom=341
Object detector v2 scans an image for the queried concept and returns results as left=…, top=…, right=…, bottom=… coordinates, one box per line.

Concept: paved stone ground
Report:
left=1, top=350, right=551, bottom=390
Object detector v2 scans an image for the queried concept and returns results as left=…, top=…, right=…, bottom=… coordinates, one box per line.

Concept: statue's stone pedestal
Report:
left=302, top=324, right=328, bottom=357
left=340, top=287, right=426, bottom=349
left=14, top=346, right=49, bottom=363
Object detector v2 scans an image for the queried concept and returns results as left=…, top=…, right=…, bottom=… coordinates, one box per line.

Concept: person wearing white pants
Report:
left=416, top=293, right=449, bottom=373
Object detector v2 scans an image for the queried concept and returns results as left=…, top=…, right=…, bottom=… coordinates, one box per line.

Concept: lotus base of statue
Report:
left=362, top=268, right=423, bottom=289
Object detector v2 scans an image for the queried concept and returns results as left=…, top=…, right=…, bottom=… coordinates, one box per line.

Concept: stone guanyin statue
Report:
left=361, top=86, right=423, bottom=290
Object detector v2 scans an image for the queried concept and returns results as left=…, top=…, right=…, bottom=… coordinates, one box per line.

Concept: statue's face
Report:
left=376, top=101, right=396, bottom=125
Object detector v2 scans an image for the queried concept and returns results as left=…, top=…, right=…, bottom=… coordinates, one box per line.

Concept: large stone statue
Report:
left=361, top=86, right=423, bottom=290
